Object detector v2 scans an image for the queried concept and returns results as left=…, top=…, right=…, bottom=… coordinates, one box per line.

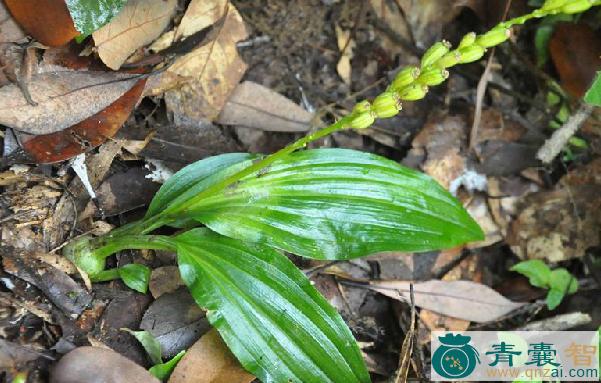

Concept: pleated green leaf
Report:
left=176, top=149, right=483, bottom=260
left=175, top=228, right=370, bottom=383
left=146, top=153, right=257, bottom=218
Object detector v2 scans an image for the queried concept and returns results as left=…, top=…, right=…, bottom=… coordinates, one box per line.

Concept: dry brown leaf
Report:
left=217, top=81, right=313, bottom=132
left=149, top=266, right=184, bottom=299
left=370, top=280, right=524, bottom=323
left=0, top=1, right=26, bottom=44
left=405, top=113, right=467, bottom=189
left=93, top=0, right=177, bottom=70
left=149, top=0, right=249, bottom=121
left=168, top=328, right=255, bottom=383
left=465, top=195, right=502, bottom=248
left=3, top=0, right=78, bottom=47
left=369, top=0, right=410, bottom=36
left=507, top=186, right=601, bottom=262
left=0, top=71, right=140, bottom=134
left=50, top=347, right=160, bottom=383
left=396, top=0, right=464, bottom=48
left=335, top=25, right=354, bottom=85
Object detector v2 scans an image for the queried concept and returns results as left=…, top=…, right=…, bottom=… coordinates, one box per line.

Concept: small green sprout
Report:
left=511, top=259, right=578, bottom=309
left=124, top=329, right=186, bottom=381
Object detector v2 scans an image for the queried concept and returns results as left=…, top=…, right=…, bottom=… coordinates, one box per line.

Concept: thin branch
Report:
left=536, top=103, right=594, bottom=163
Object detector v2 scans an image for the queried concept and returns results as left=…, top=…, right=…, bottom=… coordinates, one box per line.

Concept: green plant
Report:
left=124, top=329, right=186, bottom=380
left=511, top=259, right=578, bottom=309
left=585, top=71, right=601, bottom=105
left=63, top=1, right=600, bottom=381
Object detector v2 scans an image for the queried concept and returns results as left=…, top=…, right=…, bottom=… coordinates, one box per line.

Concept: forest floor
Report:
left=0, top=0, right=600, bottom=382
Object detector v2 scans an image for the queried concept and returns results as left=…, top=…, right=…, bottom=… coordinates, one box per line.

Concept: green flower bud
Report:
left=509, top=14, right=533, bottom=25
left=458, top=45, right=486, bottom=64
left=532, top=9, right=547, bottom=17
left=458, top=32, right=476, bottom=49
left=390, top=66, right=420, bottom=91
left=421, top=40, right=451, bottom=68
left=435, top=51, right=462, bottom=69
left=353, top=100, right=371, bottom=114
left=541, top=0, right=570, bottom=11
left=561, top=0, right=593, bottom=14
left=371, top=92, right=401, bottom=118
left=416, top=67, right=449, bottom=86
left=476, top=27, right=511, bottom=48
left=350, top=112, right=375, bottom=129
left=398, top=84, right=428, bottom=101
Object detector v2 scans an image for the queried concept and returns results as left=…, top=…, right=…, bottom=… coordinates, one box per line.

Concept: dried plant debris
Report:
left=168, top=329, right=255, bottom=383
left=507, top=186, right=601, bottom=262
left=0, top=71, right=141, bottom=135
left=92, top=0, right=178, bottom=70
left=50, top=346, right=160, bottom=383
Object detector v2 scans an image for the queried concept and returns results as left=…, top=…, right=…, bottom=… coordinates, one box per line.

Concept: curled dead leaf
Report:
left=93, top=0, right=178, bottom=70
left=0, top=71, right=141, bottom=135
left=149, top=0, right=249, bottom=121
left=4, top=0, right=78, bottom=47
left=21, top=78, right=146, bottom=163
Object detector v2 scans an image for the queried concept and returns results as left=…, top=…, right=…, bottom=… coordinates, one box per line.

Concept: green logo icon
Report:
left=432, top=333, right=481, bottom=379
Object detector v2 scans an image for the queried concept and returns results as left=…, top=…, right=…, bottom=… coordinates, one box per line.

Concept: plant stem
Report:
left=92, top=234, right=177, bottom=259
left=163, top=116, right=353, bottom=216
left=92, top=268, right=120, bottom=282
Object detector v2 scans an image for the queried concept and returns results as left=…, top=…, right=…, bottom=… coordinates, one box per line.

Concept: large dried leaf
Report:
left=168, top=329, right=255, bottom=383
left=216, top=81, right=313, bottom=132
left=550, top=23, right=601, bottom=98
left=0, top=71, right=140, bottom=135
left=396, top=0, right=463, bottom=48
left=21, top=77, right=145, bottom=163
left=370, top=280, right=524, bottom=323
left=93, top=0, right=177, bottom=70
left=149, top=0, right=248, bottom=120
left=51, top=347, right=160, bottom=383
left=4, top=0, right=78, bottom=47
left=507, top=186, right=601, bottom=262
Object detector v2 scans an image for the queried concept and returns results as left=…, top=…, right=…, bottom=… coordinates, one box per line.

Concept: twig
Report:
left=469, top=0, right=512, bottom=150
left=515, top=312, right=591, bottom=330
left=394, top=284, right=416, bottom=383
left=536, top=103, right=594, bottom=163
